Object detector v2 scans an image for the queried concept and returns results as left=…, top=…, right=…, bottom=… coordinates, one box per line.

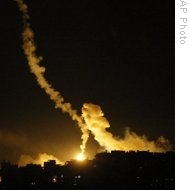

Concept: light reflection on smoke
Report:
left=16, top=0, right=172, bottom=166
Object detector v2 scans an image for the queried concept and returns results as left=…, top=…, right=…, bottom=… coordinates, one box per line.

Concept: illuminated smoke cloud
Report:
left=18, top=153, right=63, bottom=166
left=82, top=103, right=171, bottom=152
left=15, top=0, right=171, bottom=165
left=16, top=0, right=89, bottom=154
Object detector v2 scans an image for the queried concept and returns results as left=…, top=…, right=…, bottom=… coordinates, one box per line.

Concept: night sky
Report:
left=0, top=0, right=174, bottom=163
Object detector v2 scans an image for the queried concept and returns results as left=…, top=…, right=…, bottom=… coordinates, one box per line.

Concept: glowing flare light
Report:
left=76, top=153, right=86, bottom=161
left=16, top=0, right=172, bottom=167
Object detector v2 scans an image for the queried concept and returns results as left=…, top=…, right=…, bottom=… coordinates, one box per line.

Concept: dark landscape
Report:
left=0, top=151, right=174, bottom=190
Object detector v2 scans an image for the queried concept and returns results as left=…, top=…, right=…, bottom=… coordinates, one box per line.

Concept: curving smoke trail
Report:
left=16, top=0, right=171, bottom=164
left=16, top=0, right=89, bottom=154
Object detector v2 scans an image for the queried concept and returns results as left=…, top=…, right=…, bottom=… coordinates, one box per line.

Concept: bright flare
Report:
left=16, top=0, right=172, bottom=166
left=76, top=153, right=85, bottom=161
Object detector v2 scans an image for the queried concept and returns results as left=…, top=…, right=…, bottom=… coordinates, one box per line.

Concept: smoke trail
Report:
left=16, top=0, right=89, bottom=154
left=16, top=0, right=171, bottom=161
left=82, top=103, right=171, bottom=152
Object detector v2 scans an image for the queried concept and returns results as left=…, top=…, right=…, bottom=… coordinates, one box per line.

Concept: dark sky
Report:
left=0, top=0, right=174, bottom=163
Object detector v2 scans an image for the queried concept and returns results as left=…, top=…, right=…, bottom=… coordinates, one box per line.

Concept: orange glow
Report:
left=75, top=153, right=86, bottom=161
left=18, top=153, right=64, bottom=166
left=16, top=0, right=172, bottom=163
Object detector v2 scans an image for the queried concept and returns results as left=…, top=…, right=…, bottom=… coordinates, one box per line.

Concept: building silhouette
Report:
left=0, top=151, right=175, bottom=190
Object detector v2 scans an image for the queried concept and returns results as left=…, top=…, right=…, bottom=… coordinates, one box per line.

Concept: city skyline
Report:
left=0, top=151, right=175, bottom=190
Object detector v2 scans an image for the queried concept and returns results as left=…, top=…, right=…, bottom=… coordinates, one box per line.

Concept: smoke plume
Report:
left=82, top=103, right=171, bottom=152
left=16, top=0, right=171, bottom=165
left=16, top=0, right=89, bottom=154
left=18, top=153, right=63, bottom=166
